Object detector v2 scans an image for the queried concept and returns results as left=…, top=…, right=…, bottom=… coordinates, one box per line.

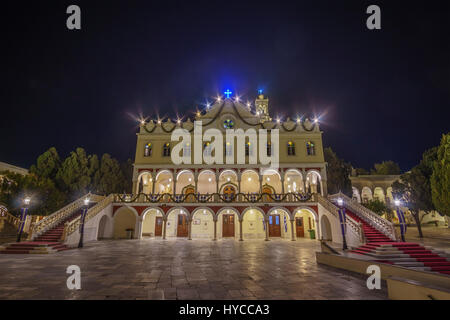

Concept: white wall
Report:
left=65, top=203, right=114, bottom=247
left=317, top=203, right=362, bottom=248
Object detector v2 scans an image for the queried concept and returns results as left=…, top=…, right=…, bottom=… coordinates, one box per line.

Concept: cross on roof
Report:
left=224, top=89, right=232, bottom=98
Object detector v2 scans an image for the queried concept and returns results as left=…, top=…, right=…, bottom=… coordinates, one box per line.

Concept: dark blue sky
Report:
left=1, top=0, right=449, bottom=171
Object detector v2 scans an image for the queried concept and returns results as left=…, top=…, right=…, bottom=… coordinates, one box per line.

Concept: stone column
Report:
left=290, top=219, right=296, bottom=241
left=173, top=170, right=177, bottom=196
left=239, top=218, right=243, bottom=241
left=265, top=219, right=270, bottom=241
left=215, top=171, right=220, bottom=194
left=188, top=218, right=192, bottom=240
left=194, top=169, right=199, bottom=193
left=137, top=216, right=144, bottom=239
left=151, top=172, right=156, bottom=195
left=259, top=174, right=263, bottom=194
left=162, top=218, right=167, bottom=240
left=213, top=218, right=217, bottom=241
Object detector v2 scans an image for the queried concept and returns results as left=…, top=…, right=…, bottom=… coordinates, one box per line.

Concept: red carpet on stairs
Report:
left=0, top=207, right=86, bottom=254
left=346, top=208, right=450, bottom=276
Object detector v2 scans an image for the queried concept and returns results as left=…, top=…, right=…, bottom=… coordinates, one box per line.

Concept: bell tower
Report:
left=255, top=90, right=271, bottom=122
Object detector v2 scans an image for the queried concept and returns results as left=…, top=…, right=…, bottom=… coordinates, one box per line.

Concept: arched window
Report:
left=183, top=142, right=191, bottom=157
left=287, top=141, right=295, bottom=156
left=245, top=141, right=253, bottom=156
left=267, top=142, right=272, bottom=156
left=163, top=143, right=171, bottom=157
left=306, top=141, right=315, bottom=156
left=204, top=142, right=211, bottom=157
left=225, top=142, right=232, bottom=156
left=144, top=143, right=152, bottom=157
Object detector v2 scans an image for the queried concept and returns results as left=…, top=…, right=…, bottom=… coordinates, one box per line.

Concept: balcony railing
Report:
left=114, top=192, right=314, bottom=204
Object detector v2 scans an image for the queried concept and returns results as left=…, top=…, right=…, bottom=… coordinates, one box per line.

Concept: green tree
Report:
left=431, top=133, right=450, bottom=217
left=324, top=147, right=352, bottom=196
left=93, top=154, right=126, bottom=195
left=362, top=199, right=390, bottom=216
left=355, top=167, right=369, bottom=175
left=120, top=159, right=134, bottom=193
left=371, top=161, right=401, bottom=175
left=56, top=147, right=98, bottom=196
left=29, top=147, right=61, bottom=180
left=0, top=171, right=65, bottom=216
left=392, top=147, right=438, bottom=237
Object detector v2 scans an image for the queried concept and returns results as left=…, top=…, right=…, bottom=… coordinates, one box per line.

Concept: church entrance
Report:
left=296, top=217, right=304, bottom=237
left=154, top=216, right=163, bottom=236
left=177, top=214, right=188, bottom=237
left=268, top=214, right=281, bottom=237
left=222, top=214, right=235, bottom=237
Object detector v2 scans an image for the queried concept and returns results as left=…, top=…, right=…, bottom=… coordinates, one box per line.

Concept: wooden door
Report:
left=155, top=217, right=163, bottom=236
left=222, top=214, right=235, bottom=237
left=296, top=217, right=304, bottom=237
left=177, top=214, right=188, bottom=237
left=268, top=214, right=281, bottom=237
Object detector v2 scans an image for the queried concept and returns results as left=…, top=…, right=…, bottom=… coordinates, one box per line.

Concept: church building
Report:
left=112, top=92, right=329, bottom=241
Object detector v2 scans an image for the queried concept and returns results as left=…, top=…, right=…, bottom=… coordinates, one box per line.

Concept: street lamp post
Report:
left=337, top=198, right=348, bottom=250
left=78, top=197, right=90, bottom=248
left=395, top=199, right=406, bottom=242
left=17, top=197, right=31, bottom=242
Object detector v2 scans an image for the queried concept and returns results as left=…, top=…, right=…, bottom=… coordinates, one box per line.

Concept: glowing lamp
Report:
left=23, top=197, right=31, bottom=206
left=337, top=198, right=343, bottom=207
left=84, top=198, right=90, bottom=206
left=394, top=199, right=401, bottom=207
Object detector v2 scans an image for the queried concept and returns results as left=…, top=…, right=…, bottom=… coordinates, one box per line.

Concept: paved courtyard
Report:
left=0, top=238, right=388, bottom=300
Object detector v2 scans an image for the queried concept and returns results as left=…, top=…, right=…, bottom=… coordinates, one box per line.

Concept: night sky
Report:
left=1, top=0, right=449, bottom=171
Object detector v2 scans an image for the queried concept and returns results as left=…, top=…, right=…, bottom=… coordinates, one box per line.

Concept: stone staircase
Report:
left=346, top=208, right=450, bottom=276
left=0, top=207, right=85, bottom=254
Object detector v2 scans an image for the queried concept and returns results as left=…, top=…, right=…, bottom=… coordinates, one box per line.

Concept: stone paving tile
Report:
left=0, top=238, right=388, bottom=300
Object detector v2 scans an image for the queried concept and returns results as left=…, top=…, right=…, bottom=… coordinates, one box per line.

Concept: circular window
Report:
left=223, top=119, right=235, bottom=129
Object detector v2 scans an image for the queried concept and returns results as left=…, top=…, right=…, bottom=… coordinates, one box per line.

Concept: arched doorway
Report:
left=166, top=208, right=189, bottom=237
left=142, top=208, right=164, bottom=237
left=320, top=215, right=332, bottom=241
left=97, top=215, right=111, bottom=240
left=113, top=207, right=137, bottom=239
left=218, top=208, right=239, bottom=238
left=191, top=209, right=214, bottom=239
left=268, top=208, right=291, bottom=239
left=294, top=208, right=317, bottom=239
left=242, top=208, right=265, bottom=240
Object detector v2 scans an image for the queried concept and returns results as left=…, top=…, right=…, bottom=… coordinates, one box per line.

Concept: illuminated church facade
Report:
left=112, top=93, right=330, bottom=241
left=27, top=92, right=397, bottom=249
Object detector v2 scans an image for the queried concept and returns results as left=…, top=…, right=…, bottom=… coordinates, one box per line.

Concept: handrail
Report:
left=113, top=192, right=313, bottom=204
left=317, top=194, right=365, bottom=245
left=30, top=193, right=104, bottom=240
left=1, top=210, right=21, bottom=228
left=329, top=192, right=396, bottom=241
left=62, top=194, right=113, bottom=241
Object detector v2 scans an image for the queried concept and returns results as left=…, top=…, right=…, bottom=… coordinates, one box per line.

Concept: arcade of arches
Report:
left=136, top=168, right=325, bottom=197
left=112, top=206, right=319, bottom=241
